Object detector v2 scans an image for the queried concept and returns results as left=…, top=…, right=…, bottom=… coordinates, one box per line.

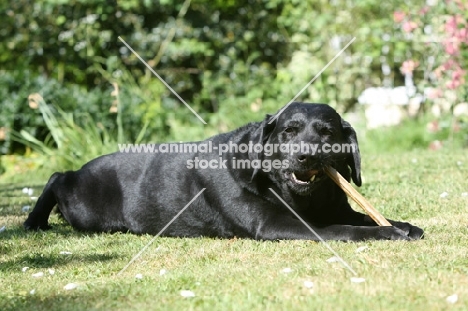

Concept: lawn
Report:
left=1, top=148, right=467, bottom=310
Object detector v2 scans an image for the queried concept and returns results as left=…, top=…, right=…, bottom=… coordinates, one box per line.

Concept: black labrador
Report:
left=24, top=102, right=423, bottom=241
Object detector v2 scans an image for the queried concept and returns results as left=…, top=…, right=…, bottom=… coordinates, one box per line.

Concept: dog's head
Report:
left=253, top=102, right=361, bottom=196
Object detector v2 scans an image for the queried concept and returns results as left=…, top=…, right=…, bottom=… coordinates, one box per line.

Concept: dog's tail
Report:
left=23, top=172, right=61, bottom=231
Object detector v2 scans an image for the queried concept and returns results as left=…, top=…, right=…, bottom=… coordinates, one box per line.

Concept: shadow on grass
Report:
left=0, top=285, right=135, bottom=311
left=0, top=252, right=120, bottom=272
left=0, top=222, right=126, bottom=272
left=0, top=221, right=81, bottom=240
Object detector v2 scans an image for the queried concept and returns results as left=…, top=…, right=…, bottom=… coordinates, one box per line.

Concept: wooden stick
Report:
left=324, top=166, right=392, bottom=227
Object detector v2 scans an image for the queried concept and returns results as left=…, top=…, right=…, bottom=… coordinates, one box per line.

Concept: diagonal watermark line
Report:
left=268, top=188, right=357, bottom=276
left=118, top=36, right=207, bottom=124
left=269, top=37, right=356, bottom=124
left=117, top=188, right=206, bottom=275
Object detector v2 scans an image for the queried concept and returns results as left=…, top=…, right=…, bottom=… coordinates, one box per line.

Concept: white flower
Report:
left=326, top=256, right=340, bottom=263
left=446, top=294, right=458, bottom=304
left=355, top=246, right=368, bottom=253
left=159, top=269, right=167, bottom=276
left=32, top=272, right=44, bottom=278
left=29, top=289, right=36, bottom=295
left=22, top=267, right=29, bottom=272
left=303, top=280, right=314, bottom=288
left=22, top=187, right=34, bottom=196
left=180, top=290, right=195, bottom=297
left=461, top=192, right=468, bottom=197
left=281, top=267, right=293, bottom=273
left=135, top=274, right=143, bottom=279
left=350, top=277, right=365, bottom=283
left=439, top=192, right=449, bottom=198
left=64, top=283, right=78, bottom=290
left=48, top=269, right=55, bottom=275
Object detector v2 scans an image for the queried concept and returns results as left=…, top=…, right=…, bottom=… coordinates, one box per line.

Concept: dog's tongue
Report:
left=295, top=169, right=319, bottom=182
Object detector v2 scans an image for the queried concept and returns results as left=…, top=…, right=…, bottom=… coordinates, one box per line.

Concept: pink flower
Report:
left=393, top=11, right=406, bottom=23
left=419, top=6, right=429, bottom=15
left=452, top=69, right=465, bottom=81
left=445, top=15, right=464, bottom=35
left=402, top=21, right=418, bottom=33
left=427, top=88, right=442, bottom=99
left=426, top=121, right=439, bottom=133
left=457, top=28, right=468, bottom=42
left=429, top=140, right=443, bottom=151
left=443, top=39, right=460, bottom=55
left=400, top=60, right=419, bottom=74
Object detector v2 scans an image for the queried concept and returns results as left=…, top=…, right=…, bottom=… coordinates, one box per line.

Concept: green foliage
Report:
left=11, top=94, right=117, bottom=172
left=1, top=0, right=466, bottom=161
left=0, top=71, right=114, bottom=154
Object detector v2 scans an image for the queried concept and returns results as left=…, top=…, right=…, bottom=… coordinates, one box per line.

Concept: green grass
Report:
left=1, top=148, right=468, bottom=310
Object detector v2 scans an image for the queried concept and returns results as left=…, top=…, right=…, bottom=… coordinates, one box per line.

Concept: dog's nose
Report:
left=297, top=154, right=317, bottom=164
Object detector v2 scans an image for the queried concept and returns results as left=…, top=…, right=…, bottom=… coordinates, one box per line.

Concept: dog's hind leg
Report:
left=23, top=172, right=61, bottom=230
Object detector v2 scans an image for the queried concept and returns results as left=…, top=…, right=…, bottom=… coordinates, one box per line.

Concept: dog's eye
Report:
left=284, top=127, right=296, bottom=133
left=320, top=128, right=334, bottom=136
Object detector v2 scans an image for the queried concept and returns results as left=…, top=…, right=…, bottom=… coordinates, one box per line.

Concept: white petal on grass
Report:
left=180, top=290, right=195, bottom=297
left=30, top=196, right=38, bottom=201
left=28, top=188, right=34, bottom=196
left=411, top=158, right=418, bottom=164
left=22, top=187, right=29, bottom=194
left=281, top=267, right=293, bottom=273
left=440, top=192, right=449, bottom=198
left=29, top=289, right=36, bottom=295
left=462, top=192, right=468, bottom=197
left=303, top=280, right=314, bottom=288
left=48, top=269, right=55, bottom=275
left=59, top=251, right=72, bottom=255
left=446, top=294, right=458, bottom=304
left=326, top=256, right=340, bottom=263
left=355, top=246, right=368, bottom=253
left=64, top=283, right=78, bottom=290
left=135, top=273, right=143, bottom=279
left=32, top=272, right=44, bottom=278
left=22, top=205, right=31, bottom=212
left=159, top=269, right=167, bottom=276
left=22, top=267, right=29, bottom=272
left=350, top=277, right=365, bottom=283
left=0, top=226, right=5, bottom=233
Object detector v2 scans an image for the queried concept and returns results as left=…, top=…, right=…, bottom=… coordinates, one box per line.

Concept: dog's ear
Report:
left=259, top=113, right=277, bottom=144
left=341, top=119, right=362, bottom=186
left=250, top=113, right=277, bottom=180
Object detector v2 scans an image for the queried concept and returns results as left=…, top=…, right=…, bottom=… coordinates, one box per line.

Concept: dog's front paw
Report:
left=379, top=226, right=411, bottom=241
left=23, top=219, right=52, bottom=231
left=391, top=222, right=424, bottom=240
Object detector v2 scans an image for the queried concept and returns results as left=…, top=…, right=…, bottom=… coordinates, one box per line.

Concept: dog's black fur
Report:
left=24, top=103, right=423, bottom=241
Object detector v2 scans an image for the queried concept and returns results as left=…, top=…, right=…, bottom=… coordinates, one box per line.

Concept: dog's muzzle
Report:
left=290, top=169, right=324, bottom=185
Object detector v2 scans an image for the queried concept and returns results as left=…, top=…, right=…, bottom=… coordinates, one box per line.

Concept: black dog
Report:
left=24, top=102, right=423, bottom=241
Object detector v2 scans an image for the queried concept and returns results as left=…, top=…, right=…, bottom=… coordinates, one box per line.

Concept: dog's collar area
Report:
left=291, top=169, right=323, bottom=185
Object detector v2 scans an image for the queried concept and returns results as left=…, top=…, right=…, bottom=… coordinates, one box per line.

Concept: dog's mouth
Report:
left=290, top=169, right=324, bottom=185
